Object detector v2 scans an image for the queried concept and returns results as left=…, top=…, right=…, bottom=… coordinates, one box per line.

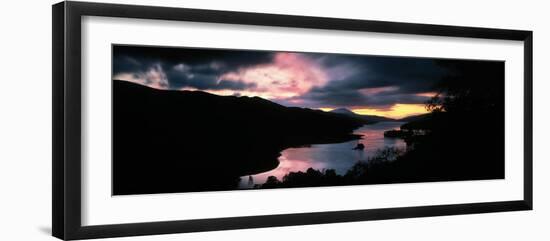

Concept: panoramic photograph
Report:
left=112, top=45, right=505, bottom=195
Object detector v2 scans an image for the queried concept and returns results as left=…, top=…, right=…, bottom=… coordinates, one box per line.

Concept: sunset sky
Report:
left=113, top=45, right=449, bottom=119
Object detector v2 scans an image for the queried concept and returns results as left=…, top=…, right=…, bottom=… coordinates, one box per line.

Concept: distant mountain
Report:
left=397, top=113, right=432, bottom=122
left=330, top=108, right=356, bottom=115
left=113, top=80, right=365, bottom=195
left=330, top=108, right=395, bottom=123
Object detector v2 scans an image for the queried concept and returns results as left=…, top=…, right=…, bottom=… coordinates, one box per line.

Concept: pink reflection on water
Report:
left=244, top=154, right=314, bottom=187
left=239, top=122, right=406, bottom=189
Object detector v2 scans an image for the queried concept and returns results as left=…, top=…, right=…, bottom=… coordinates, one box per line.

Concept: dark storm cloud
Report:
left=113, top=45, right=273, bottom=90
left=302, top=85, right=432, bottom=108
left=166, top=67, right=256, bottom=90
left=296, top=53, right=447, bottom=108
left=333, top=56, right=444, bottom=92
left=113, top=45, right=462, bottom=108
left=113, top=45, right=274, bottom=70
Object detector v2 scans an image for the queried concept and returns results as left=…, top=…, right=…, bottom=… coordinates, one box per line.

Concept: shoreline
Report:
left=240, top=122, right=403, bottom=185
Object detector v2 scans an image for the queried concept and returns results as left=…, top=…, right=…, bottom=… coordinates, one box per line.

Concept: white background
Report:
left=0, top=0, right=548, bottom=240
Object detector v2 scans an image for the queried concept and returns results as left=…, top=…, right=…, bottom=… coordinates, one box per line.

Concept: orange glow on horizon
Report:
left=319, top=108, right=334, bottom=112
left=319, top=104, right=429, bottom=119
left=352, top=104, right=428, bottom=119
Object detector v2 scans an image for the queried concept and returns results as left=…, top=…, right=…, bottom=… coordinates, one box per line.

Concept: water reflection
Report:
left=239, top=122, right=406, bottom=188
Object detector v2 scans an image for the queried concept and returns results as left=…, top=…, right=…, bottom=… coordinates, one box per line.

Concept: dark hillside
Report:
left=113, top=80, right=365, bottom=194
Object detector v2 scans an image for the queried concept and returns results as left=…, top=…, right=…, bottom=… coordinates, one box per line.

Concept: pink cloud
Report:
left=218, top=52, right=328, bottom=99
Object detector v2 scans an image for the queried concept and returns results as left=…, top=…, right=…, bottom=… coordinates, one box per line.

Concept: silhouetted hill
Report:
left=113, top=80, right=365, bottom=195
left=330, top=108, right=356, bottom=115
left=330, top=108, right=395, bottom=123
left=397, top=113, right=432, bottom=122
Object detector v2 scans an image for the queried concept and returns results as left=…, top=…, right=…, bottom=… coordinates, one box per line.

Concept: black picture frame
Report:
left=52, top=1, right=533, bottom=240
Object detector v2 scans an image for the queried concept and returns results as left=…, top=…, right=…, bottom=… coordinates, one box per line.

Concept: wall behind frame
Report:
left=0, top=0, right=547, bottom=240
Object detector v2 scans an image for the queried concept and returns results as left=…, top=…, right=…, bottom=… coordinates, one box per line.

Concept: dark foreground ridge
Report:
left=113, top=80, right=365, bottom=195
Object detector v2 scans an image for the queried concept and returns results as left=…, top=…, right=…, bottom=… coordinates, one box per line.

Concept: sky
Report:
left=112, top=45, right=451, bottom=119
